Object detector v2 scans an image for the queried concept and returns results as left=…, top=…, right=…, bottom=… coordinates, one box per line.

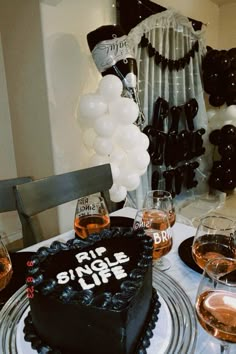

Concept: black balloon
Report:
left=202, top=47, right=236, bottom=107
left=221, top=124, right=236, bottom=144
left=208, top=123, right=236, bottom=193
left=209, top=95, right=225, bottom=107
left=209, top=175, right=223, bottom=190
left=209, top=129, right=222, bottom=145
left=218, top=143, right=235, bottom=157
left=203, top=72, right=221, bottom=95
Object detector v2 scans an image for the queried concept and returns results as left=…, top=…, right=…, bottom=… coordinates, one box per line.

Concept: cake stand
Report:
left=0, top=269, right=197, bottom=354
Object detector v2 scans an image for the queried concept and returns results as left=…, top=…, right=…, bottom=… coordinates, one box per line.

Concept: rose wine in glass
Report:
left=74, top=196, right=110, bottom=238
left=195, top=257, right=236, bottom=353
left=192, top=215, right=236, bottom=270
left=143, top=190, right=176, bottom=227
left=133, top=208, right=173, bottom=270
left=0, top=235, right=12, bottom=292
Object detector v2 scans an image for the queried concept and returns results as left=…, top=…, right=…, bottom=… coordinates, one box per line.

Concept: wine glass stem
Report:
left=220, top=343, right=230, bottom=354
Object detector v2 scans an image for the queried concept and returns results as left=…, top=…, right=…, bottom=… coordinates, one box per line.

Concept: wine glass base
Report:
left=153, top=258, right=171, bottom=271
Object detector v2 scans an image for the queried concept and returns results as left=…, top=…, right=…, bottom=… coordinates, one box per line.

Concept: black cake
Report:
left=24, top=228, right=160, bottom=354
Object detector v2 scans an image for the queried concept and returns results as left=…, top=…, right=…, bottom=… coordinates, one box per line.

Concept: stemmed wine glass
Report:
left=192, top=215, right=236, bottom=270
left=195, top=257, right=236, bottom=353
left=133, top=208, right=173, bottom=271
left=0, top=235, right=12, bottom=292
left=143, top=190, right=176, bottom=227
left=74, top=195, right=110, bottom=239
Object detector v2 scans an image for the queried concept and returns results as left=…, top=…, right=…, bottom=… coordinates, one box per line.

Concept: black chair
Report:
left=0, top=177, right=33, bottom=248
left=14, top=164, right=120, bottom=246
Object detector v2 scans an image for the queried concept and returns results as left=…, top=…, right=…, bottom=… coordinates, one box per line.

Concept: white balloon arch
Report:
left=77, top=75, right=150, bottom=202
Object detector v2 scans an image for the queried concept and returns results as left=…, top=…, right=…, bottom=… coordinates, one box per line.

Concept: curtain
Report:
left=125, top=9, right=210, bottom=209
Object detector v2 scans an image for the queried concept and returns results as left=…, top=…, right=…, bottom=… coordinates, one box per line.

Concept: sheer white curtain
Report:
left=126, top=9, right=209, bottom=208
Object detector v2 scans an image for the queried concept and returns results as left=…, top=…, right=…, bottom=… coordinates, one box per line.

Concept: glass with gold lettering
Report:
left=133, top=208, right=173, bottom=271
left=74, top=196, right=110, bottom=238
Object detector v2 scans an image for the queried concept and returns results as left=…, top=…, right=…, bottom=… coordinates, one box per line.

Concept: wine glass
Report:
left=133, top=208, right=173, bottom=271
left=74, top=195, right=110, bottom=238
left=143, top=190, right=176, bottom=227
left=192, top=215, right=236, bottom=270
left=0, top=235, right=13, bottom=292
left=195, top=257, right=236, bottom=353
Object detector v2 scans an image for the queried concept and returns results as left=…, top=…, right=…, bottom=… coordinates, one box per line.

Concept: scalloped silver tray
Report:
left=0, top=269, right=197, bottom=354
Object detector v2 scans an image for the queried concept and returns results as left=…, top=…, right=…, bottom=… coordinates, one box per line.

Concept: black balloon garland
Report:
left=202, top=47, right=236, bottom=107
left=139, top=35, right=199, bottom=71
left=208, top=124, right=236, bottom=191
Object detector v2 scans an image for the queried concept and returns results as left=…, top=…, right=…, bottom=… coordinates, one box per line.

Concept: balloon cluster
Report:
left=207, top=105, right=236, bottom=191
left=78, top=75, right=150, bottom=202
left=202, top=47, right=236, bottom=107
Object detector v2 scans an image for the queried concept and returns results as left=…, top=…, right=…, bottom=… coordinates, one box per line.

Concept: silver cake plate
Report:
left=0, top=269, right=197, bottom=354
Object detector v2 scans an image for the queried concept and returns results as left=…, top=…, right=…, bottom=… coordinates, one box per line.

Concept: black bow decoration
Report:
left=140, top=35, right=199, bottom=71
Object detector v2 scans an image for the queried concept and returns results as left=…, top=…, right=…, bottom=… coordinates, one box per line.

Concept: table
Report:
left=13, top=208, right=236, bottom=353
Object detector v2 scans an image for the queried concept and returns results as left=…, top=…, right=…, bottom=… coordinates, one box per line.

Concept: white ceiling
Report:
left=211, top=0, right=236, bottom=5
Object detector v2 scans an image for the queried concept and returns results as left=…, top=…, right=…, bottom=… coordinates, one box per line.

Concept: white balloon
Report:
left=98, top=75, right=123, bottom=102
left=207, top=109, right=217, bottom=121
left=136, top=167, right=148, bottom=176
left=109, top=146, right=126, bottom=166
left=109, top=97, right=139, bottom=125
left=118, top=168, right=140, bottom=191
left=82, top=128, right=97, bottom=149
left=88, top=154, right=109, bottom=167
left=109, top=184, right=127, bottom=202
left=79, top=94, right=107, bottom=118
left=127, top=148, right=150, bottom=170
left=114, top=124, right=140, bottom=150
left=139, top=132, right=150, bottom=150
left=93, top=136, right=113, bottom=155
left=110, top=163, right=120, bottom=181
left=224, top=105, right=236, bottom=124
left=94, top=114, right=116, bottom=137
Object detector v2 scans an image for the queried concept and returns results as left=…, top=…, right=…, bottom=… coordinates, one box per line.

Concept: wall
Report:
left=0, top=35, right=21, bottom=244
left=39, top=0, right=116, bottom=233
left=218, top=3, right=236, bottom=49
left=0, top=0, right=57, bottom=242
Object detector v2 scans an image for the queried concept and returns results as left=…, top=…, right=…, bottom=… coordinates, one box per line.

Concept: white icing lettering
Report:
left=89, top=250, right=97, bottom=259
left=114, top=252, right=130, bottom=264
left=95, top=247, right=106, bottom=257
left=56, top=248, right=131, bottom=290
left=75, top=247, right=107, bottom=263
left=75, top=264, right=93, bottom=277
left=78, top=277, right=94, bottom=290
left=57, top=272, right=70, bottom=284
left=99, top=269, right=112, bottom=283
left=111, top=266, right=127, bottom=280
left=104, top=257, right=119, bottom=267
left=68, top=269, right=76, bottom=280
left=90, top=259, right=108, bottom=272
left=75, top=252, right=91, bottom=263
left=93, top=273, right=101, bottom=286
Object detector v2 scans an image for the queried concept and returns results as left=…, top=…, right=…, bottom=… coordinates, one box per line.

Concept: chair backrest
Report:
left=14, top=164, right=116, bottom=246
left=0, top=176, right=33, bottom=248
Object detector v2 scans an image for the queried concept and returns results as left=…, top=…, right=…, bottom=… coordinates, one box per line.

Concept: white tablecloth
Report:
left=21, top=207, right=235, bottom=354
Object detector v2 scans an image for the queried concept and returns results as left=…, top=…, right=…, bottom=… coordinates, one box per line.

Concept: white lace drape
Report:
left=125, top=9, right=210, bottom=209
